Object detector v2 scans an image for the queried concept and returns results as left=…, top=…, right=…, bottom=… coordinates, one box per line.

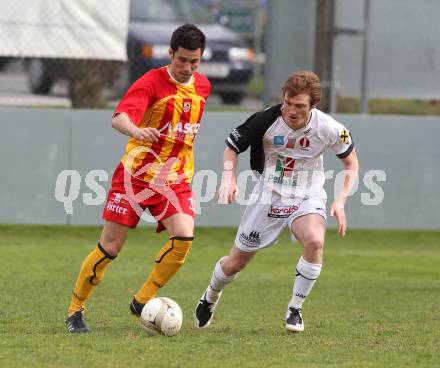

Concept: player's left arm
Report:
left=330, top=148, right=359, bottom=236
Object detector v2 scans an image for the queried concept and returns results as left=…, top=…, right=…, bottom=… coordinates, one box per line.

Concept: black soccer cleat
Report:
left=130, top=297, right=145, bottom=316
left=66, top=311, right=91, bottom=333
left=285, top=307, right=304, bottom=332
left=194, top=291, right=221, bottom=328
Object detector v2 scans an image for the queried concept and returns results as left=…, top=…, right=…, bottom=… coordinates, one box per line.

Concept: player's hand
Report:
left=218, top=176, right=238, bottom=204
left=133, top=127, right=160, bottom=143
left=330, top=199, right=347, bottom=236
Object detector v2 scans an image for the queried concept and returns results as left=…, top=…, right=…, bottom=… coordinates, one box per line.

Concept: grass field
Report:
left=1, top=225, right=439, bottom=368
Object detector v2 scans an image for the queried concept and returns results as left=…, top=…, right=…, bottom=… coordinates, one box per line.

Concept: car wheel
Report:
left=0, top=57, right=11, bottom=71
left=219, top=92, right=245, bottom=105
left=27, top=59, right=53, bottom=94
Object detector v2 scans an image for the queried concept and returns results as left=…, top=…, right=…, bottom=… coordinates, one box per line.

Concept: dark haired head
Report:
left=170, top=23, right=206, bottom=54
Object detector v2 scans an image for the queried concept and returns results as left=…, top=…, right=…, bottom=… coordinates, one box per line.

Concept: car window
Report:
left=130, top=0, right=215, bottom=23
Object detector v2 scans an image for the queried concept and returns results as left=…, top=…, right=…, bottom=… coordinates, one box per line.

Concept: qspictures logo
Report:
left=54, top=160, right=387, bottom=217
left=119, top=145, right=186, bottom=220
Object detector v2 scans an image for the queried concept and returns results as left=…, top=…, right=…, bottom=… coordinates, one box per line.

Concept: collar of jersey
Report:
left=166, top=66, right=194, bottom=87
left=281, top=109, right=315, bottom=133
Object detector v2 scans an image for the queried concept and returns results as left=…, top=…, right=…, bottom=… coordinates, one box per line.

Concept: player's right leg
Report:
left=195, top=246, right=256, bottom=328
left=66, top=220, right=130, bottom=333
left=195, top=185, right=286, bottom=329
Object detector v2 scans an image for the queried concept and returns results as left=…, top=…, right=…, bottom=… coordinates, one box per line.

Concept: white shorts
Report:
left=235, top=182, right=326, bottom=252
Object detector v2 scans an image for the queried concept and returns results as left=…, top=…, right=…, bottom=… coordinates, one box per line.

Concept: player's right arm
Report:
left=112, top=112, right=160, bottom=143
left=218, top=147, right=239, bottom=204
left=219, top=111, right=266, bottom=204
left=112, top=70, right=161, bottom=143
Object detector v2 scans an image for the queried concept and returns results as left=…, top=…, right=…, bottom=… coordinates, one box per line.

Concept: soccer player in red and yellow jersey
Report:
left=66, top=24, right=211, bottom=333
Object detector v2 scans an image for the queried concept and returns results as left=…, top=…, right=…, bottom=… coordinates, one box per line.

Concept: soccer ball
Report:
left=140, top=297, right=183, bottom=336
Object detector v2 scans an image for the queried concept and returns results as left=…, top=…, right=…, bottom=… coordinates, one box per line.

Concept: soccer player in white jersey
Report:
left=194, top=70, right=359, bottom=332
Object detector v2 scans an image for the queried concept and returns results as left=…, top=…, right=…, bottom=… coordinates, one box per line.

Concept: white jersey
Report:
left=226, top=104, right=354, bottom=251
left=226, top=105, right=353, bottom=202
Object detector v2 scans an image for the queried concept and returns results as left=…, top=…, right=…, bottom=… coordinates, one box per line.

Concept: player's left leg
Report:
left=286, top=212, right=326, bottom=332
left=130, top=213, right=194, bottom=315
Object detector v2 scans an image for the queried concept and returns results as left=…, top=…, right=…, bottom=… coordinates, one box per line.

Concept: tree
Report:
left=67, top=60, right=121, bottom=108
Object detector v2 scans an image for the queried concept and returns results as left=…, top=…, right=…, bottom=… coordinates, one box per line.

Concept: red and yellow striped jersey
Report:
left=114, top=66, right=211, bottom=184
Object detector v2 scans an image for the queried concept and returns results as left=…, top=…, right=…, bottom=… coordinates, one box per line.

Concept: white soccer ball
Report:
left=140, top=297, right=183, bottom=337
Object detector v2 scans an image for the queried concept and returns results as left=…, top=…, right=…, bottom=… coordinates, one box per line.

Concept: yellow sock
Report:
left=68, top=243, right=116, bottom=316
left=134, top=236, right=193, bottom=304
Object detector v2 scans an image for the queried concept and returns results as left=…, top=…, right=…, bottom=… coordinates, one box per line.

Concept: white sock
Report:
left=289, top=256, right=322, bottom=309
left=205, top=257, right=237, bottom=303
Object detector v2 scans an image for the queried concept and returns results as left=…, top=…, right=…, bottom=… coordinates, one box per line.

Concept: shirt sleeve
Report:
left=225, top=112, right=260, bottom=154
left=194, top=72, right=212, bottom=100
left=113, top=72, right=156, bottom=126
left=327, top=120, right=354, bottom=158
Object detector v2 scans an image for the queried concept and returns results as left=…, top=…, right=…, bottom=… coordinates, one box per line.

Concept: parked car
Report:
left=129, top=0, right=254, bottom=103
left=0, top=57, right=11, bottom=71
left=26, top=0, right=254, bottom=104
